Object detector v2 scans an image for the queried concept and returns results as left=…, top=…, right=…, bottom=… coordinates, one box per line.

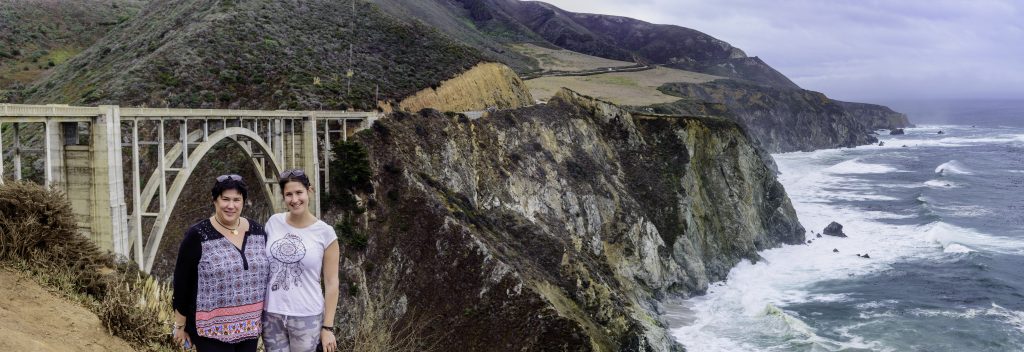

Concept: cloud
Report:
left=540, top=0, right=1024, bottom=101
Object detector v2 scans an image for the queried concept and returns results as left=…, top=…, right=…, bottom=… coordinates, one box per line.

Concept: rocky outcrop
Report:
left=835, top=100, right=913, bottom=130
left=340, top=88, right=805, bottom=351
left=890, top=128, right=905, bottom=135
left=394, top=62, right=534, bottom=113
left=657, top=80, right=884, bottom=152
left=823, top=221, right=846, bottom=237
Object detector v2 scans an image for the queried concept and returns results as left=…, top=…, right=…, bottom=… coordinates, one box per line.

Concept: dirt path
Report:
left=0, top=268, right=136, bottom=352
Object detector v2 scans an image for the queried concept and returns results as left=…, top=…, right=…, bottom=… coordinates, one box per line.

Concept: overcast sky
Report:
left=541, top=0, right=1024, bottom=102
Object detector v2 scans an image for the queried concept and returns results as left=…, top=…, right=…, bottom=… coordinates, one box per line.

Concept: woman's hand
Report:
left=321, top=329, right=337, bottom=352
left=173, top=327, right=192, bottom=350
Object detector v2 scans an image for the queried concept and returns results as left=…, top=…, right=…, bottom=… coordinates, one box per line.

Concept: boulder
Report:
left=823, top=221, right=847, bottom=237
left=878, top=141, right=885, bottom=146
left=889, top=128, right=905, bottom=135
left=937, top=130, right=945, bottom=135
left=833, top=248, right=839, bottom=253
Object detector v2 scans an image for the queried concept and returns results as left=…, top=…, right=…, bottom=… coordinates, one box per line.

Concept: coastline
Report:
left=663, top=124, right=1024, bottom=351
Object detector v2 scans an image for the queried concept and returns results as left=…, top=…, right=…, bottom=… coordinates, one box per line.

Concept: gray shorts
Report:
left=263, top=312, right=322, bottom=352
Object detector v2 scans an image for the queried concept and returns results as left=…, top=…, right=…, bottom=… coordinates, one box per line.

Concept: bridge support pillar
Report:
left=44, top=119, right=67, bottom=189
left=86, top=106, right=130, bottom=256
left=303, top=116, right=320, bottom=217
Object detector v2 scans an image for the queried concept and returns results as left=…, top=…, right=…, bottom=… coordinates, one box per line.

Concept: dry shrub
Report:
left=0, top=181, right=112, bottom=296
left=0, top=181, right=176, bottom=352
left=99, top=271, right=175, bottom=350
left=342, top=266, right=442, bottom=352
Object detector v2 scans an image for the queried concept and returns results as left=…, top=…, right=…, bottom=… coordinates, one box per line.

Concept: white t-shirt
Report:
left=264, top=213, right=337, bottom=316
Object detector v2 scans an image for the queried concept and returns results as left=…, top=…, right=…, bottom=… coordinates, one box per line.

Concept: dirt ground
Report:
left=525, top=66, right=722, bottom=105
left=0, top=268, right=136, bottom=352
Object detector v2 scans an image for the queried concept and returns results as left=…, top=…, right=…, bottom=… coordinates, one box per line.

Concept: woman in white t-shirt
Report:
left=263, top=169, right=340, bottom=352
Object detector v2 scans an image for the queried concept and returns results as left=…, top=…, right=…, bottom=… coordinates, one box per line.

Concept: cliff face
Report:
left=657, top=80, right=893, bottom=152
left=835, top=100, right=914, bottom=130
left=395, top=62, right=534, bottom=113
left=341, top=88, right=805, bottom=351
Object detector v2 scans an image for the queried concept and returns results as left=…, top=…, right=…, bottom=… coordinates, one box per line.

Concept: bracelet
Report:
left=321, top=325, right=335, bottom=332
left=173, top=323, right=184, bottom=330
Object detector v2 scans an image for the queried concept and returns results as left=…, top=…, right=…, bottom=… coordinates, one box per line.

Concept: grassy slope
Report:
left=508, top=43, right=633, bottom=71
left=24, top=0, right=485, bottom=110
left=0, top=0, right=146, bottom=92
left=526, top=66, right=720, bottom=105
left=367, top=0, right=541, bottom=73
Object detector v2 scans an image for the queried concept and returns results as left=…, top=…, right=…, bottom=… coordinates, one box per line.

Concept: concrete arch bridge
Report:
left=0, top=104, right=380, bottom=272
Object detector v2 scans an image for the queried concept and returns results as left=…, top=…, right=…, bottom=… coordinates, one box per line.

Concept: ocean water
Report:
left=665, top=121, right=1024, bottom=351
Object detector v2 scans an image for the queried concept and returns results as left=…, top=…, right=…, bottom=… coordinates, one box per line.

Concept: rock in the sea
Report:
left=878, top=141, right=885, bottom=146
left=816, top=233, right=822, bottom=238
left=902, top=145, right=908, bottom=148
left=861, top=253, right=871, bottom=258
left=823, top=221, right=847, bottom=237
left=937, top=130, right=945, bottom=135
left=833, top=248, right=840, bottom=253
left=807, top=240, right=813, bottom=244
left=889, top=128, right=905, bottom=135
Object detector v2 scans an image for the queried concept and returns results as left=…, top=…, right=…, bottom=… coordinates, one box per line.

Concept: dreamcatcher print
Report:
left=269, top=233, right=306, bottom=291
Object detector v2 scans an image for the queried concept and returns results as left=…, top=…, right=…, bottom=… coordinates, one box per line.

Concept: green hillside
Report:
left=24, top=0, right=485, bottom=110
left=0, top=0, right=146, bottom=101
left=368, top=0, right=798, bottom=88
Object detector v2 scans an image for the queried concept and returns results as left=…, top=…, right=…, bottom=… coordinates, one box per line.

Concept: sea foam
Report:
left=935, top=160, right=973, bottom=175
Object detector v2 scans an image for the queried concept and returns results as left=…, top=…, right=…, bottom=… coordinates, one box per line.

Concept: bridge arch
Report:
left=142, top=127, right=283, bottom=272
left=2, top=104, right=379, bottom=272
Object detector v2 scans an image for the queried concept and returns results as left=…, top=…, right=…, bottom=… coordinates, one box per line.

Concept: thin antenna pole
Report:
left=348, top=43, right=353, bottom=97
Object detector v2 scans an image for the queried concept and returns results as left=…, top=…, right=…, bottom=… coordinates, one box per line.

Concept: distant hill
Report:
left=23, top=0, right=485, bottom=110
left=0, top=0, right=146, bottom=97
left=368, top=0, right=798, bottom=88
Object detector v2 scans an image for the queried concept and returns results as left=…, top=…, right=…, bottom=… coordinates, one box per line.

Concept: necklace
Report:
left=213, top=215, right=241, bottom=236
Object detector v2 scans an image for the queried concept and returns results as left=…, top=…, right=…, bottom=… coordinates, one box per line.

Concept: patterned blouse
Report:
left=172, top=218, right=270, bottom=343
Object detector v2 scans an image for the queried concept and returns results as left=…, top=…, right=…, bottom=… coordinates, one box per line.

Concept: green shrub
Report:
left=335, top=217, right=368, bottom=251
left=327, top=140, right=373, bottom=212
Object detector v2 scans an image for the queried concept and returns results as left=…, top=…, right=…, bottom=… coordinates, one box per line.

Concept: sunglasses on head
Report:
left=216, top=174, right=243, bottom=182
left=280, top=169, right=306, bottom=179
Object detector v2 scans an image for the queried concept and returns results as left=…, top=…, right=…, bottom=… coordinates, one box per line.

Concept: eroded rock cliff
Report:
left=657, top=79, right=903, bottom=152
left=339, top=88, right=805, bottom=351
left=394, top=62, right=534, bottom=113
left=835, top=100, right=914, bottom=130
